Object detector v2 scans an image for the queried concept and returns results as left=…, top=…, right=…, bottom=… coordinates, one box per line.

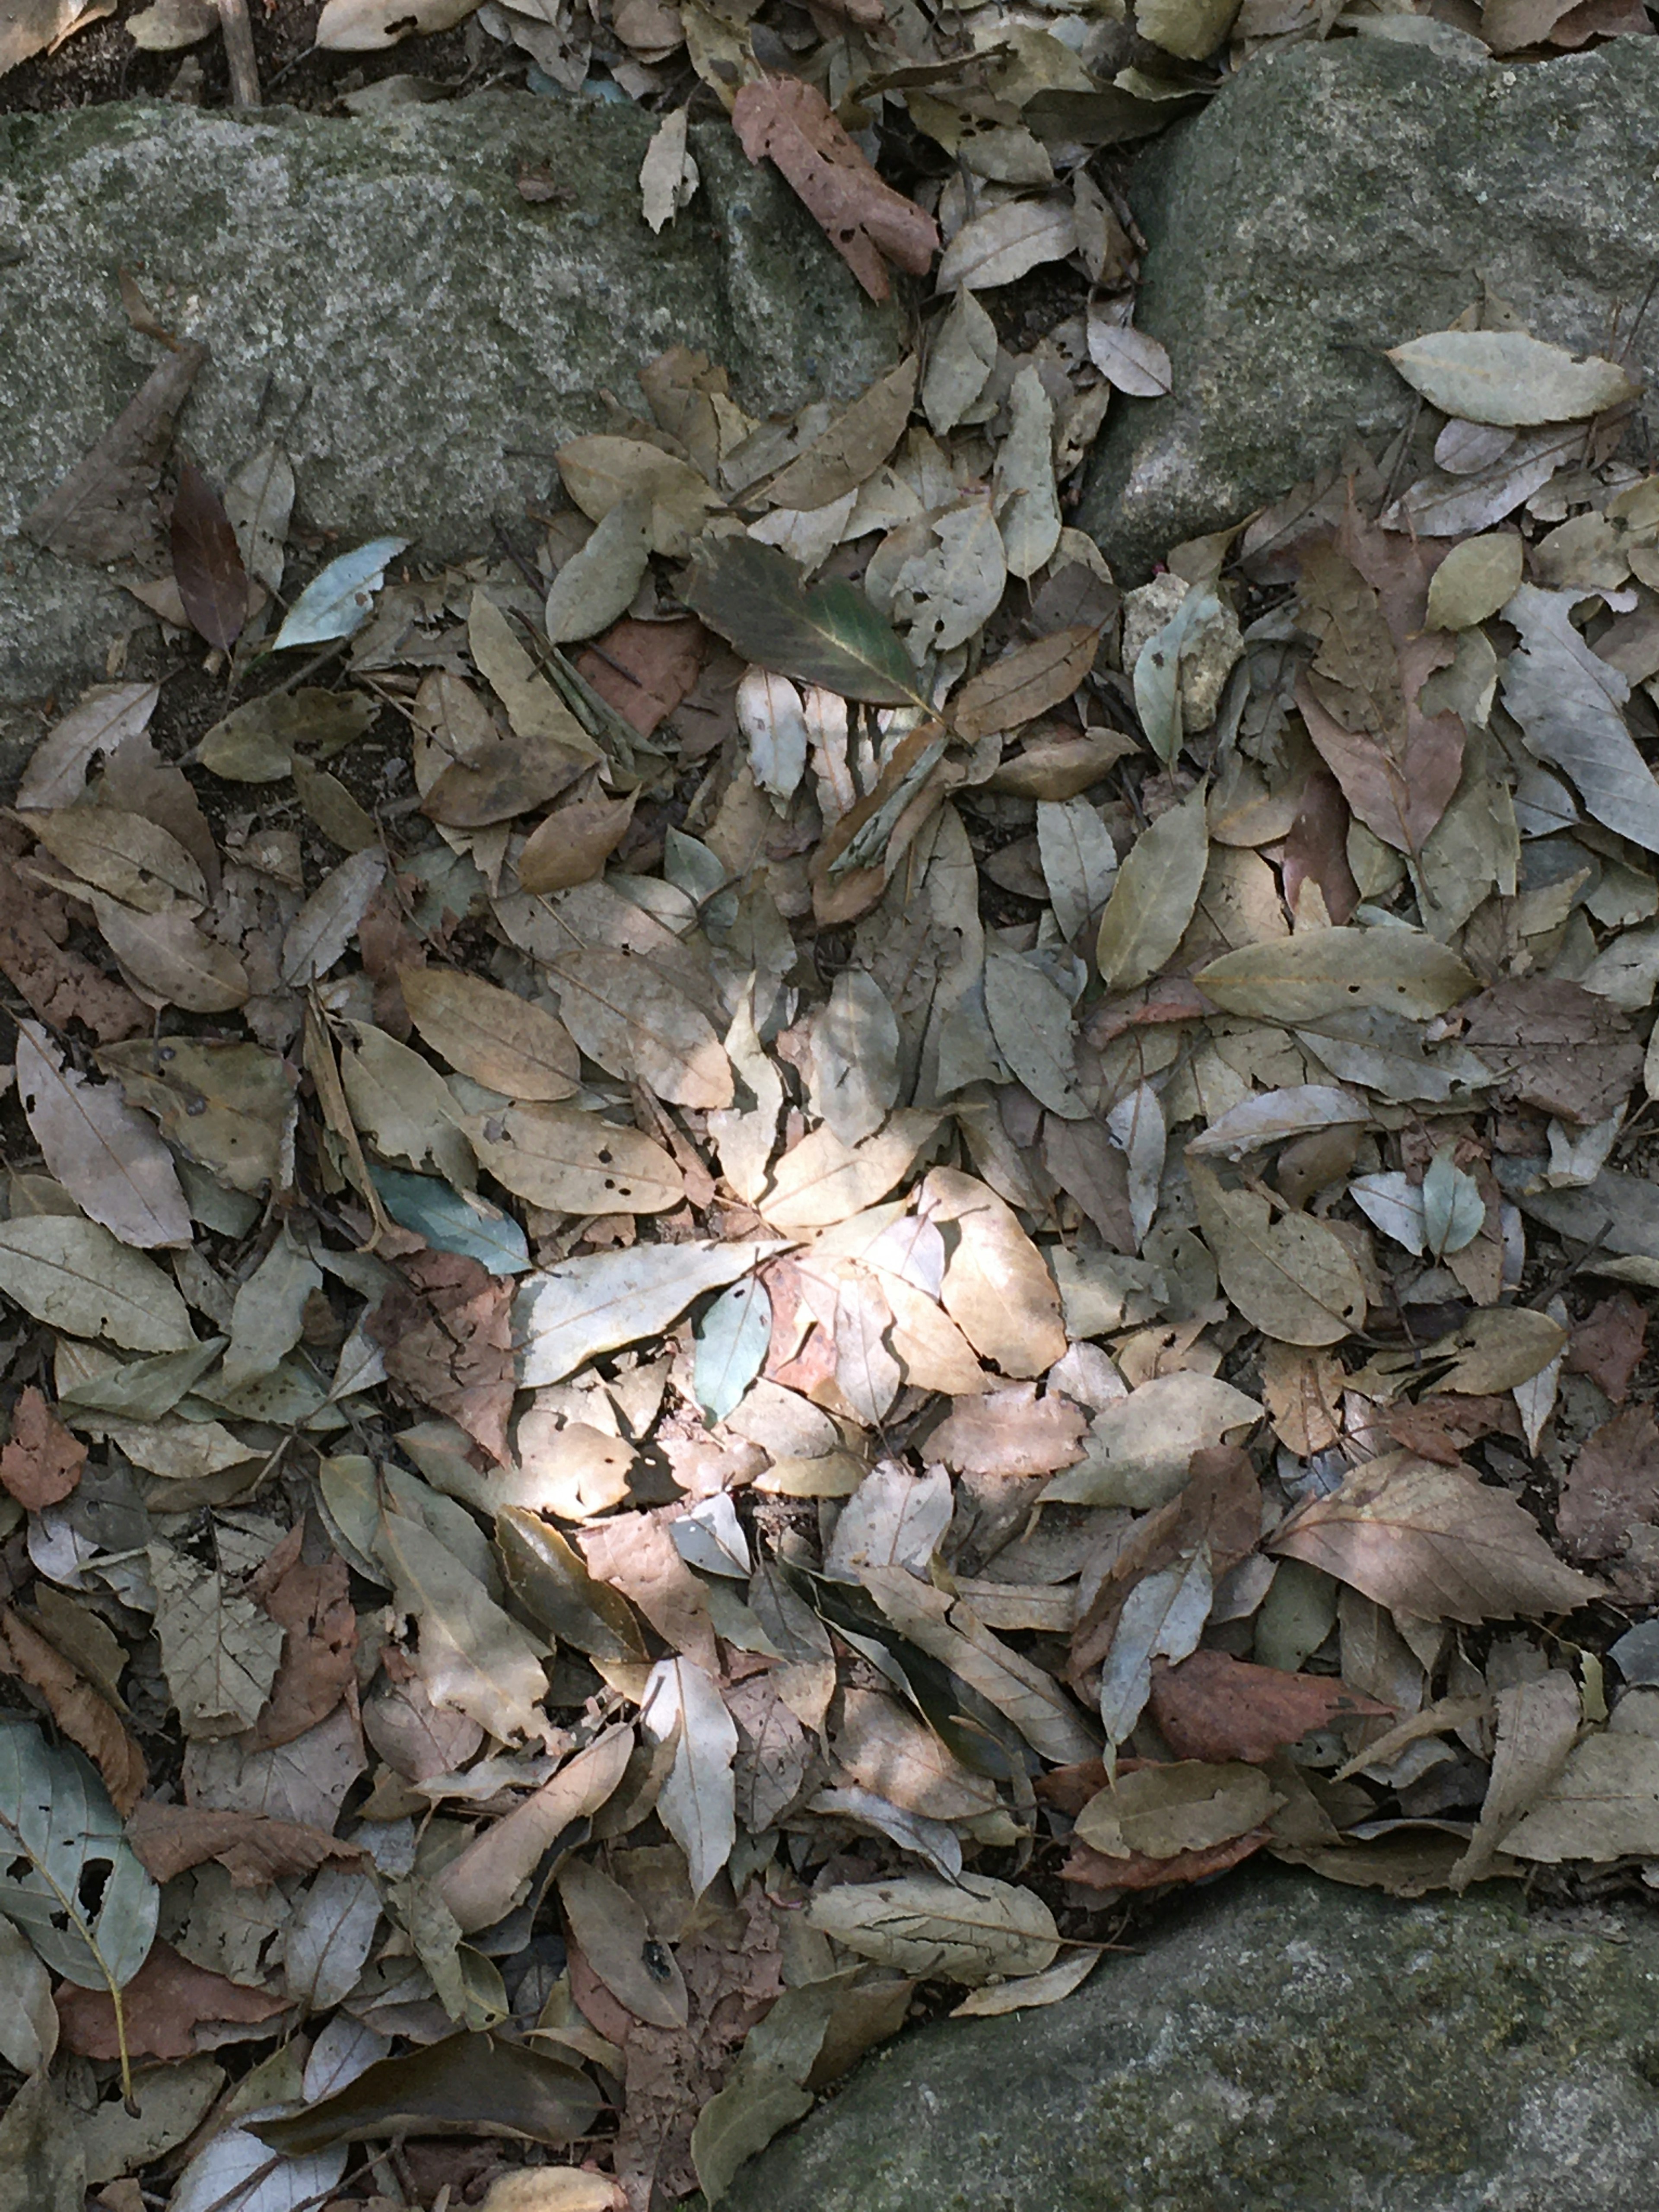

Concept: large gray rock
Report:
left=725, top=1867, right=1659, bottom=2212
left=1081, top=36, right=1659, bottom=580
left=0, top=93, right=903, bottom=701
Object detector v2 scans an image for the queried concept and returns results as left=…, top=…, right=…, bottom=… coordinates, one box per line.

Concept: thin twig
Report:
left=217, top=0, right=262, bottom=108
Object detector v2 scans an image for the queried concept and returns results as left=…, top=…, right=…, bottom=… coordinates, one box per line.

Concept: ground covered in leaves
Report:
left=7, top=4, right=1659, bottom=2212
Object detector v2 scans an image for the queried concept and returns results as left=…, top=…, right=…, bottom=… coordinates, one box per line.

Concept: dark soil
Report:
left=3, top=0, right=510, bottom=115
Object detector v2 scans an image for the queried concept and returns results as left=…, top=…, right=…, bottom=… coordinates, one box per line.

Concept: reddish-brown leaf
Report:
left=1460, top=979, right=1643, bottom=1127
left=732, top=76, right=938, bottom=303
left=1557, top=1404, right=1659, bottom=1600
left=1072, top=1446, right=1261, bottom=1678
left=1567, top=1292, right=1647, bottom=1404
left=170, top=458, right=249, bottom=649
left=0, top=843, right=148, bottom=1042
left=1147, top=1650, right=1393, bottom=1764
left=1281, top=764, right=1359, bottom=924
left=0, top=1387, right=85, bottom=1510
left=370, top=1250, right=515, bottom=1465
left=56, top=1939, right=286, bottom=2060
left=575, top=615, right=706, bottom=738
left=0, top=1608, right=144, bottom=1812
left=245, top=1526, right=359, bottom=1749
left=125, top=1799, right=366, bottom=1887
left=1061, top=1827, right=1271, bottom=1891
left=22, top=343, right=207, bottom=564
left=928, top=1382, right=1086, bottom=1478
left=1383, top=1392, right=1522, bottom=1466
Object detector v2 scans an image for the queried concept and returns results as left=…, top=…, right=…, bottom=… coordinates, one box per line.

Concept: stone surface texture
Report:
left=0, top=92, right=902, bottom=700
left=723, top=1867, right=1659, bottom=2212
left=1081, top=36, right=1659, bottom=580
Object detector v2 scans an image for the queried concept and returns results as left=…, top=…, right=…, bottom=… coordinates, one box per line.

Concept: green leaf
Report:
left=694, top=1274, right=772, bottom=1424
left=684, top=537, right=921, bottom=706
left=1421, top=1147, right=1484, bottom=1258
left=496, top=1508, right=648, bottom=1664
left=0, top=1719, right=158, bottom=2098
left=251, top=2031, right=598, bottom=2155
left=370, top=1166, right=531, bottom=1275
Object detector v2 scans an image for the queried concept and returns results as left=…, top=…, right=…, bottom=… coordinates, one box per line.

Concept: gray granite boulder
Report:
left=1081, top=36, right=1659, bottom=580
left=0, top=92, right=903, bottom=701
left=724, top=1866, right=1659, bottom=2212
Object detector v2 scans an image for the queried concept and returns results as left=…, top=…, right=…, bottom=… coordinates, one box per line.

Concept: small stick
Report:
left=217, top=0, right=262, bottom=108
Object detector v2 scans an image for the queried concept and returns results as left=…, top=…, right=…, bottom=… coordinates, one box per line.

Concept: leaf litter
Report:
left=7, top=30, right=1659, bottom=2203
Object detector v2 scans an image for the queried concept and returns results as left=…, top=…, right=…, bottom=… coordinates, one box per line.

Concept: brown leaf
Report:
left=928, top=1383, right=1086, bottom=1478
left=1071, top=1446, right=1261, bottom=1677
left=1271, top=1451, right=1605, bottom=1623
left=1039, top=1116, right=1136, bottom=1251
left=245, top=1527, right=359, bottom=1749
left=169, top=458, right=249, bottom=649
left=22, top=343, right=207, bottom=564
left=518, top=787, right=639, bottom=896
left=1281, top=764, right=1359, bottom=925
left=1061, top=1827, right=1270, bottom=1891
left=55, top=1939, right=285, bottom=2061
left=575, top=616, right=706, bottom=738
left=1147, top=1650, right=1392, bottom=1764
left=0, top=1386, right=86, bottom=1509
left=951, top=624, right=1101, bottom=743
left=1460, top=979, right=1643, bottom=1126
left=1294, top=534, right=1463, bottom=856
left=1567, top=1292, right=1647, bottom=1404
left=1557, top=1405, right=1659, bottom=1599
left=124, top=1799, right=365, bottom=1886
left=731, top=76, right=938, bottom=303
left=1382, top=1393, right=1522, bottom=1466
left=371, top=1251, right=515, bottom=1465
left=0, top=847, right=148, bottom=1042
left=578, top=1511, right=717, bottom=1672
left=0, top=1607, right=145, bottom=1812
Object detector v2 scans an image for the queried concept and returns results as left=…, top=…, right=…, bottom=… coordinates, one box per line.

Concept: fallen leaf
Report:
left=928, top=1382, right=1085, bottom=1477
left=1196, top=926, right=1474, bottom=1022
left=1188, top=1157, right=1366, bottom=1348
left=1147, top=1650, right=1391, bottom=1764
left=1271, top=1451, right=1604, bottom=1623
left=1451, top=1670, right=1582, bottom=1886
left=124, top=1801, right=365, bottom=1887
left=518, top=1240, right=782, bottom=1387
left=921, top=1166, right=1066, bottom=1377
left=56, top=1939, right=284, bottom=2062
left=22, top=343, right=206, bottom=564
left=0, top=1608, right=144, bottom=1813
left=253, top=2031, right=598, bottom=2152
left=14, top=1021, right=190, bottom=1248
left=465, top=1103, right=683, bottom=1214
left=686, top=536, right=919, bottom=705
left=732, top=76, right=938, bottom=302
left=548, top=946, right=732, bottom=1110
left=1075, top=1761, right=1280, bottom=1859
left=639, top=1656, right=738, bottom=1896
left=560, top=1856, right=689, bottom=2028
left=1501, top=584, right=1659, bottom=855
left=1096, top=781, right=1209, bottom=989
left=0, top=1217, right=195, bottom=1351
left=936, top=197, right=1076, bottom=292
left=0, top=1386, right=86, bottom=1510
left=271, top=537, right=409, bottom=652
left=169, top=459, right=248, bottom=649
left=1386, top=329, right=1639, bottom=426
left=1499, top=1729, right=1659, bottom=1862
left=805, top=1873, right=1057, bottom=1983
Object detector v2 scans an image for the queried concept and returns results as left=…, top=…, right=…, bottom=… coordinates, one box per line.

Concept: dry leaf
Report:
left=732, top=76, right=938, bottom=302
left=1271, top=1452, right=1604, bottom=1623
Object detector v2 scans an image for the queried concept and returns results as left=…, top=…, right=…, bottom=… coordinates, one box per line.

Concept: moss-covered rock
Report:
left=0, top=92, right=902, bottom=699
left=723, top=1866, right=1659, bottom=2211
left=1080, top=37, right=1659, bottom=579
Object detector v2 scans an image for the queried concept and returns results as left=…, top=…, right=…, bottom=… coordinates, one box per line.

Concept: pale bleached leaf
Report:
left=1096, top=782, right=1208, bottom=990
left=806, top=1872, right=1058, bottom=1983
left=147, top=1542, right=285, bottom=1741
left=639, top=1656, right=738, bottom=1897
left=14, top=1022, right=190, bottom=1249
left=518, top=1239, right=785, bottom=1387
